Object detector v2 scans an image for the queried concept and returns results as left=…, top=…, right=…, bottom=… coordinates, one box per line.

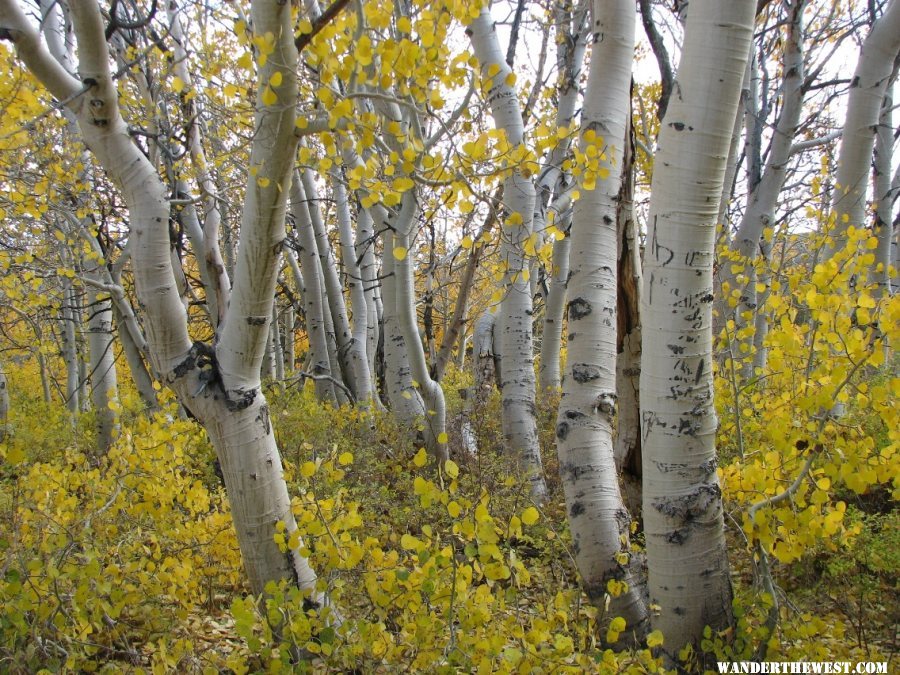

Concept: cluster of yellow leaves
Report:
left=717, top=228, right=898, bottom=566
left=0, top=396, right=243, bottom=671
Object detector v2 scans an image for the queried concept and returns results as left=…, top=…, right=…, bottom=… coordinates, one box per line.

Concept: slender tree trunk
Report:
left=469, top=9, right=548, bottom=502
left=538, top=1, right=588, bottom=392
left=0, top=366, right=8, bottom=441
left=86, top=271, right=119, bottom=453
left=290, top=178, right=338, bottom=403
left=871, top=59, right=898, bottom=298
left=60, top=279, right=80, bottom=415
left=302, top=169, right=361, bottom=399
left=283, top=304, right=295, bottom=375
left=728, top=2, right=806, bottom=378
left=641, top=0, right=755, bottom=655
left=333, top=174, right=374, bottom=403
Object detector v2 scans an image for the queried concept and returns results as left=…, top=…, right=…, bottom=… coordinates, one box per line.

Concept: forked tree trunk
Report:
left=0, top=0, right=324, bottom=601
left=641, top=0, right=755, bottom=654
left=556, top=0, right=648, bottom=644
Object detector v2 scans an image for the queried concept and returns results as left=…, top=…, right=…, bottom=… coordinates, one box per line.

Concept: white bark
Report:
left=60, top=279, right=80, bottom=414
left=86, top=269, right=119, bottom=452
left=729, top=2, right=807, bottom=376
left=871, top=62, right=897, bottom=297
left=355, top=208, right=381, bottom=392
left=166, top=1, right=230, bottom=327
left=283, top=304, right=295, bottom=375
left=380, top=229, right=430, bottom=430
left=333, top=173, right=374, bottom=404
left=555, top=0, right=647, bottom=642
left=290, top=177, right=338, bottom=403
left=538, top=0, right=588, bottom=392
left=641, top=0, right=755, bottom=653
left=832, top=0, right=900, bottom=243
left=389, top=196, right=448, bottom=460
left=0, top=366, right=8, bottom=441
left=469, top=8, right=548, bottom=501
left=302, top=168, right=361, bottom=399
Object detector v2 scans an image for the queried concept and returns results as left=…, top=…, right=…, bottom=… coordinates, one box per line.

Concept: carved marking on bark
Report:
left=652, top=484, right=721, bottom=522
left=571, top=363, right=601, bottom=383
left=567, top=297, right=593, bottom=319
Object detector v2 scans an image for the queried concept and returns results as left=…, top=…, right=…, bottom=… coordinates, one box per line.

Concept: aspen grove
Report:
left=0, top=0, right=897, bottom=671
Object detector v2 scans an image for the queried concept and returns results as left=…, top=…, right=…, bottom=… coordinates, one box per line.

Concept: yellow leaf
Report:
left=647, top=630, right=664, bottom=647
left=338, top=452, right=354, bottom=465
left=269, top=71, right=283, bottom=87
left=300, top=461, right=317, bottom=478
left=444, top=459, right=458, bottom=478
left=438, top=432, right=449, bottom=445
left=447, top=501, right=461, bottom=518
left=413, top=447, right=428, bottom=467
left=521, top=506, right=539, bottom=525
left=261, top=86, right=278, bottom=106
left=172, top=76, right=185, bottom=93
left=461, top=235, right=473, bottom=249
left=393, top=246, right=408, bottom=261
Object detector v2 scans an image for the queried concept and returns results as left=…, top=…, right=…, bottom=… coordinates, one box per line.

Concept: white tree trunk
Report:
left=641, top=0, right=755, bottom=653
left=469, top=9, right=548, bottom=501
left=86, top=270, right=119, bottom=453
left=290, top=178, right=338, bottom=403
left=555, top=0, right=648, bottom=643
left=60, top=279, right=81, bottom=415
left=283, top=304, right=295, bottom=375
left=832, top=0, right=900, bottom=243
left=302, top=168, right=361, bottom=399
left=333, top=174, right=374, bottom=404
left=538, top=1, right=588, bottom=392
left=729, top=2, right=806, bottom=377
left=0, top=366, right=8, bottom=441
left=389, top=197, right=448, bottom=460
left=871, top=63, right=897, bottom=298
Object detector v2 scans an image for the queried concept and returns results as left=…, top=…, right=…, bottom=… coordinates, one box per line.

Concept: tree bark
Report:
left=831, top=0, right=900, bottom=244
left=641, top=0, right=755, bottom=654
left=556, top=0, right=648, bottom=644
left=469, top=8, right=548, bottom=502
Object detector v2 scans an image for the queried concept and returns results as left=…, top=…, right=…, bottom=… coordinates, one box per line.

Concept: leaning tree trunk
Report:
left=0, top=0, right=324, bottom=601
left=555, top=0, right=648, bottom=645
left=641, top=0, right=755, bottom=656
left=469, top=8, right=548, bottom=502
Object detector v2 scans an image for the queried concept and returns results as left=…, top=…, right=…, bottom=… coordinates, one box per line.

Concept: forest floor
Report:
left=0, top=366, right=896, bottom=673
